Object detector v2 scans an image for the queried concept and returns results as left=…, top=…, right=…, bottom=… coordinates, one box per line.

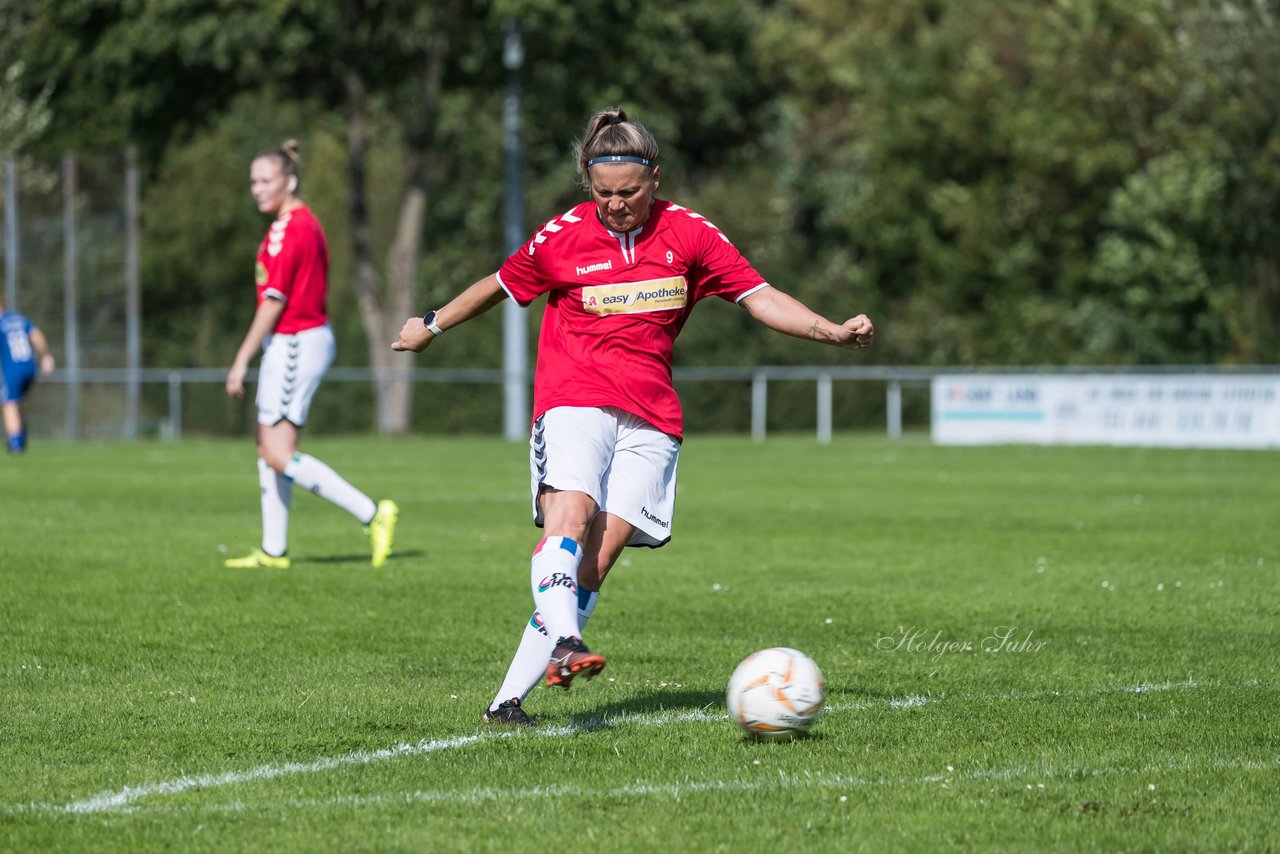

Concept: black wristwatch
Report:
left=422, top=310, right=444, bottom=336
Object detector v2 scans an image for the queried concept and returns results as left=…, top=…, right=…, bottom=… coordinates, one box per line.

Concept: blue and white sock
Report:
left=529, top=536, right=584, bottom=643
left=491, top=586, right=600, bottom=710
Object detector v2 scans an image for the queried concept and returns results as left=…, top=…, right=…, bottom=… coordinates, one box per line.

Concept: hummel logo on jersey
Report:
left=576, top=260, right=613, bottom=277
left=538, top=572, right=578, bottom=593
left=641, top=506, right=670, bottom=529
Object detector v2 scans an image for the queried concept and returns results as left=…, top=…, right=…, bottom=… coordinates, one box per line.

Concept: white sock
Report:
left=490, top=587, right=600, bottom=710
left=284, top=453, right=377, bottom=523
left=258, top=457, right=291, bottom=557
left=490, top=613, right=554, bottom=709
left=529, top=536, right=584, bottom=643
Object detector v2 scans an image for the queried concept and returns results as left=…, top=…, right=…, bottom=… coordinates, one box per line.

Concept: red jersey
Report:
left=498, top=199, right=768, bottom=441
left=254, top=204, right=329, bottom=335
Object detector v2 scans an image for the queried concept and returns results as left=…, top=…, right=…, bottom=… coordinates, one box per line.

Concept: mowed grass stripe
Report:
left=66, top=755, right=1280, bottom=818
left=23, top=675, right=1264, bottom=816
left=2, top=435, right=1277, bottom=851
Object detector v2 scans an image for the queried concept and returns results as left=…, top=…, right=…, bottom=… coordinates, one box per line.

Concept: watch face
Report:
left=423, top=311, right=437, bottom=325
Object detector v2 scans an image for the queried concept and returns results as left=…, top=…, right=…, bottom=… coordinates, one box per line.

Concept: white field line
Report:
left=51, top=735, right=488, bottom=815
left=90, top=756, right=1280, bottom=817
left=839, top=677, right=1205, bottom=711
left=10, top=676, right=1260, bottom=817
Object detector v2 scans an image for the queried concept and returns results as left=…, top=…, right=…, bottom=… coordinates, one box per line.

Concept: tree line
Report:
left=3, top=0, right=1277, bottom=434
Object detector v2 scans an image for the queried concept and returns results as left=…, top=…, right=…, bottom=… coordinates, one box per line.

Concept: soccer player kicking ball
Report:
left=392, top=107, right=873, bottom=725
left=225, top=140, right=398, bottom=570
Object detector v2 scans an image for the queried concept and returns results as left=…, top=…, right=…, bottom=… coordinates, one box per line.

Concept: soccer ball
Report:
left=726, top=647, right=826, bottom=741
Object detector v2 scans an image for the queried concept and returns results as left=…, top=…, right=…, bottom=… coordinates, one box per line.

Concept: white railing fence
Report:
left=24, top=364, right=1280, bottom=443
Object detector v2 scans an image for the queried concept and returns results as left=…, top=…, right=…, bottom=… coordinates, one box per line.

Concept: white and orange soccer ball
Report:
left=726, top=647, right=826, bottom=741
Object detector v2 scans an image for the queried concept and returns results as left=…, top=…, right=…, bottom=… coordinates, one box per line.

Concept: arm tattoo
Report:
left=807, top=321, right=833, bottom=342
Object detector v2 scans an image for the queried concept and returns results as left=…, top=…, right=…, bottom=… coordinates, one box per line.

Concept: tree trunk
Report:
left=344, top=42, right=444, bottom=436
left=343, top=68, right=402, bottom=435
left=382, top=37, right=446, bottom=435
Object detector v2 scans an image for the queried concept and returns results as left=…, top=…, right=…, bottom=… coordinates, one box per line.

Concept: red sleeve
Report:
left=689, top=218, right=768, bottom=302
left=496, top=235, right=546, bottom=307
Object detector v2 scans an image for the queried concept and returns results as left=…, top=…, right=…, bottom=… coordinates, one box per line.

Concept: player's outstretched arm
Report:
left=739, top=285, right=874, bottom=350
left=392, top=273, right=508, bottom=353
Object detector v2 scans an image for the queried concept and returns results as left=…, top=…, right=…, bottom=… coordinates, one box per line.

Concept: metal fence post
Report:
left=124, top=147, right=141, bottom=439
left=751, top=372, right=767, bottom=441
left=62, top=153, right=80, bottom=440
left=4, top=156, right=17, bottom=309
left=887, top=379, right=903, bottom=441
left=501, top=17, right=529, bottom=442
left=167, top=371, right=182, bottom=440
left=817, top=373, right=832, bottom=444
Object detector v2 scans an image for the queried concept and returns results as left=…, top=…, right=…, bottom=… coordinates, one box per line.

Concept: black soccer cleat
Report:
left=483, top=697, right=537, bottom=726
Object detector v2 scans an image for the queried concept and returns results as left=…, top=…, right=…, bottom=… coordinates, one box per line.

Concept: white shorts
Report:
left=530, top=405, right=680, bottom=548
left=256, top=324, right=335, bottom=427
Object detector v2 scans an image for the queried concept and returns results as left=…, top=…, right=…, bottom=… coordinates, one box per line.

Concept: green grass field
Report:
left=1, top=434, right=1276, bottom=852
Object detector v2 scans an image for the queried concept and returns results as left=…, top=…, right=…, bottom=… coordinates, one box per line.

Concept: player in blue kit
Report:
left=0, top=298, right=55, bottom=455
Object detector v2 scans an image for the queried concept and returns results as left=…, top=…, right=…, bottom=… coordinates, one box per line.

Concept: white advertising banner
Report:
left=932, top=374, right=1280, bottom=449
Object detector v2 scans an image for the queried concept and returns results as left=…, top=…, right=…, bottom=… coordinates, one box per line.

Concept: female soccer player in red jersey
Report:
left=225, top=140, right=398, bottom=570
left=392, top=108, right=874, bottom=724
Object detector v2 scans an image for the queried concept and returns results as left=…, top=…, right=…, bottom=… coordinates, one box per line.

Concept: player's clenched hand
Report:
left=838, top=314, right=875, bottom=350
left=391, top=317, right=433, bottom=353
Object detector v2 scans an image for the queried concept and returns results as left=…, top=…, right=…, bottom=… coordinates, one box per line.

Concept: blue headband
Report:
left=587, top=155, right=656, bottom=168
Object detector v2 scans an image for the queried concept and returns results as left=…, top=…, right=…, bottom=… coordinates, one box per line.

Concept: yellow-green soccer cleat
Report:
left=367, top=499, right=399, bottom=568
left=224, top=548, right=291, bottom=570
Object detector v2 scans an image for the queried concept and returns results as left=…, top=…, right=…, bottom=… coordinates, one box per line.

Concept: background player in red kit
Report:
left=225, top=139, right=399, bottom=570
left=392, top=107, right=874, bottom=724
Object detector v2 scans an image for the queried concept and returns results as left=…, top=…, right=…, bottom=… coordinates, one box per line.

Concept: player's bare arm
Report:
left=392, top=273, right=509, bottom=353
left=227, top=297, right=286, bottom=398
left=29, top=328, right=55, bottom=375
left=740, top=285, right=874, bottom=350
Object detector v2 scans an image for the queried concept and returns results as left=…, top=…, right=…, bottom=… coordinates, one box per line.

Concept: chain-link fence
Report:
left=2, top=149, right=142, bottom=439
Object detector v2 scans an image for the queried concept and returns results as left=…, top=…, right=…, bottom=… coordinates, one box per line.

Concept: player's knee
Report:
left=538, top=491, right=597, bottom=542
left=259, top=450, right=291, bottom=475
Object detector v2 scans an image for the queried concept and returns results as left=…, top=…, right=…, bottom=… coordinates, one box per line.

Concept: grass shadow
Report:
left=296, top=548, right=427, bottom=566
left=552, top=689, right=828, bottom=744
left=558, top=688, right=725, bottom=732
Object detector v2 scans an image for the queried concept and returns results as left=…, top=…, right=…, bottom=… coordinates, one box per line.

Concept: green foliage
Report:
left=10, top=0, right=279, bottom=158
left=7, top=0, right=1280, bottom=403
left=758, top=0, right=1280, bottom=365
left=1088, top=151, right=1225, bottom=362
